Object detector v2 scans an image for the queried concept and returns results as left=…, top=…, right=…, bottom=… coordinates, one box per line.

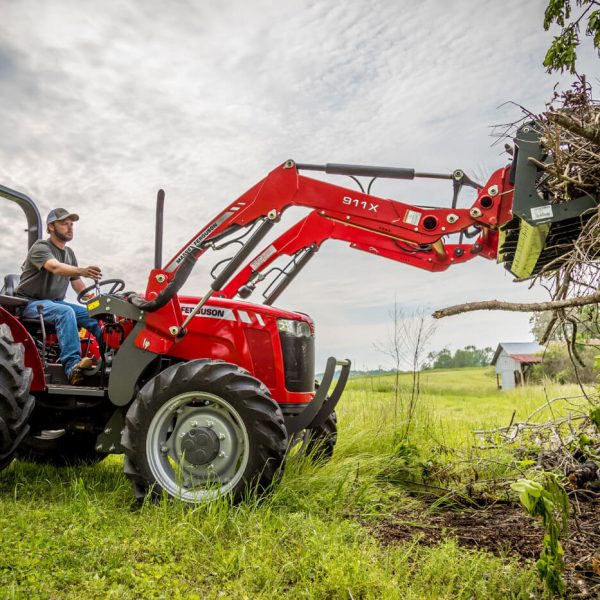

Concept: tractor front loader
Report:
left=0, top=123, right=596, bottom=503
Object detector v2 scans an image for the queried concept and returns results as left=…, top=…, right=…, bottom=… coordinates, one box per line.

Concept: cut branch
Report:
left=432, top=291, right=600, bottom=319
left=547, top=111, right=600, bottom=145
left=528, top=156, right=595, bottom=188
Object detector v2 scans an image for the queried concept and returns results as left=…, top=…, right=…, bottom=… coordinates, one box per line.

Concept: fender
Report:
left=0, top=307, right=45, bottom=391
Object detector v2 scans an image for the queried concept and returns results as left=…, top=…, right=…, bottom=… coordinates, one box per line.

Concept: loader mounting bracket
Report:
left=283, top=357, right=351, bottom=434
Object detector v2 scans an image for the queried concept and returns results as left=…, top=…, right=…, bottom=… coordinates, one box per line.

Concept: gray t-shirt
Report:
left=15, top=239, right=79, bottom=301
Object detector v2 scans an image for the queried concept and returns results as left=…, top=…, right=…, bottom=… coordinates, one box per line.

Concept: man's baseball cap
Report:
left=46, top=208, right=79, bottom=225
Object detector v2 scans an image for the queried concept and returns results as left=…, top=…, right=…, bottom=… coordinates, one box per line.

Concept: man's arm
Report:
left=43, top=258, right=102, bottom=281
left=71, top=277, right=90, bottom=294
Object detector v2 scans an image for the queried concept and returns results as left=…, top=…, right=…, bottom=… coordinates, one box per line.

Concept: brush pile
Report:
left=433, top=81, right=599, bottom=333
left=516, top=78, right=600, bottom=344
left=535, top=79, right=600, bottom=205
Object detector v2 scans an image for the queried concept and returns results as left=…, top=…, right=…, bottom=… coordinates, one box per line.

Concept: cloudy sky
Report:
left=1, top=0, right=597, bottom=370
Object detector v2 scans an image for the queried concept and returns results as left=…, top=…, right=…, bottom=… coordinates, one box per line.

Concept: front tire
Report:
left=289, top=411, right=338, bottom=463
left=122, top=360, right=288, bottom=503
left=0, top=323, right=35, bottom=470
left=305, top=411, right=337, bottom=461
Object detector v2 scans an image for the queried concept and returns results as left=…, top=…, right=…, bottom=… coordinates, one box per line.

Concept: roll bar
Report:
left=0, top=184, right=42, bottom=250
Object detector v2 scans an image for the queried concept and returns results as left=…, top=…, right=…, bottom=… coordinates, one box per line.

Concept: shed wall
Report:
left=495, top=350, right=519, bottom=391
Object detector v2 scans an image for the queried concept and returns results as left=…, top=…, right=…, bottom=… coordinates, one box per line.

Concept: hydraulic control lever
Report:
left=36, top=304, right=47, bottom=369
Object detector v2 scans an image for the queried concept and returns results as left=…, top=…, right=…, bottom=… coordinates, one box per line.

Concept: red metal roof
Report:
left=509, top=353, right=543, bottom=363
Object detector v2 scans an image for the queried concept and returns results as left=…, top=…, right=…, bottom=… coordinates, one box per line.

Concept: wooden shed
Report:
left=491, top=342, right=544, bottom=391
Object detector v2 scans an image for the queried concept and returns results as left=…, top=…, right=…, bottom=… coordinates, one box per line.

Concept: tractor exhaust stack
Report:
left=154, top=189, right=165, bottom=269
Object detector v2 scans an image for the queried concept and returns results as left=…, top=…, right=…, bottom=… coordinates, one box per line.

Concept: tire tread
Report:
left=0, top=325, right=34, bottom=469
left=122, top=359, right=287, bottom=503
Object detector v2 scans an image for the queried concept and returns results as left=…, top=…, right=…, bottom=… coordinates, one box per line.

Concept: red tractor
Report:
left=0, top=124, right=593, bottom=502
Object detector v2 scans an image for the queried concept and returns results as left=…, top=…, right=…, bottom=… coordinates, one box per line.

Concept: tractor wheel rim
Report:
left=146, top=391, right=250, bottom=502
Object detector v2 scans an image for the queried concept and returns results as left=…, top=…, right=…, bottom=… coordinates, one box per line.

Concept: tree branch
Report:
left=432, top=291, right=600, bottom=319
left=547, top=111, right=600, bottom=145
left=528, top=156, right=595, bottom=188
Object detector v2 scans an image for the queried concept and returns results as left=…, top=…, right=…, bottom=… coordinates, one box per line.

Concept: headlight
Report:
left=277, top=318, right=312, bottom=337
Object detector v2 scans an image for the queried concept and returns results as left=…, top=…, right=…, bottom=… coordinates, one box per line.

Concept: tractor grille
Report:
left=280, top=332, right=315, bottom=392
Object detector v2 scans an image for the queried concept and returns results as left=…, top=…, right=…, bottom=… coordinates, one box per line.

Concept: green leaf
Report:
left=590, top=407, right=600, bottom=431
left=544, top=0, right=571, bottom=29
left=586, top=10, right=600, bottom=41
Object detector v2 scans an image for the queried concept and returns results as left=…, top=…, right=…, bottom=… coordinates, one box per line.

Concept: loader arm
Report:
left=155, top=121, right=595, bottom=302
left=163, top=162, right=512, bottom=276
left=218, top=208, right=499, bottom=303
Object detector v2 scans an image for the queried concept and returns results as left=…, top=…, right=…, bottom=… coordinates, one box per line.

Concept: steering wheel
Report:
left=77, top=278, right=126, bottom=305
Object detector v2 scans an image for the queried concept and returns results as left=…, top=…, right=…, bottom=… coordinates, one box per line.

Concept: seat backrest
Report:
left=0, top=274, right=20, bottom=296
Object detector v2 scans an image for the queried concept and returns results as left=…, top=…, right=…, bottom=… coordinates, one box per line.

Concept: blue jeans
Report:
left=22, top=299, right=102, bottom=377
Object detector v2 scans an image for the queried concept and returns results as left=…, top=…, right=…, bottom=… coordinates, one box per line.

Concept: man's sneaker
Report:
left=68, top=357, right=93, bottom=385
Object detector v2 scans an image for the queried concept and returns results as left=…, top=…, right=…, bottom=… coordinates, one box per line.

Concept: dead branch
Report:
left=547, top=111, right=600, bottom=145
left=432, top=291, right=600, bottom=319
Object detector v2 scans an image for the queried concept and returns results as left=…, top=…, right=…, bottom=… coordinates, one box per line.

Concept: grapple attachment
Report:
left=498, top=124, right=598, bottom=278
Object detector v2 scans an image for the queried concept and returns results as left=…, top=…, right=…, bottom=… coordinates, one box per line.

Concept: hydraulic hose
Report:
left=128, top=249, right=198, bottom=312
left=129, top=218, right=275, bottom=314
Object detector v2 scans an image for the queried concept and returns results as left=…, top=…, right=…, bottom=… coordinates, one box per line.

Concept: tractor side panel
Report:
left=0, top=307, right=45, bottom=391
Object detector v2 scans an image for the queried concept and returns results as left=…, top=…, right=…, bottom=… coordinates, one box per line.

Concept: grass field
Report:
left=0, top=367, right=585, bottom=599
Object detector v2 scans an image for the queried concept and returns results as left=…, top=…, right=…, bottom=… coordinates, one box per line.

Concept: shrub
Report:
left=529, top=343, right=598, bottom=384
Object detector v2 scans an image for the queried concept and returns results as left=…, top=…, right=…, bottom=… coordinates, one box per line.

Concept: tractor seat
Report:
left=0, top=274, right=27, bottom=313
left=0, top=274, right=55, bottom=333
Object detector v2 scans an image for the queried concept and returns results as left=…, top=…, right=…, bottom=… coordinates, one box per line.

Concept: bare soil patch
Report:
left=371, top=503, right=543, bottom=558
left=369, top=498, right=600, bottom=598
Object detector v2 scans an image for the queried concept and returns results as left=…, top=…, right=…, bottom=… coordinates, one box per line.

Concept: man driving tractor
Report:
left=15, top=208, right=103, bottom=385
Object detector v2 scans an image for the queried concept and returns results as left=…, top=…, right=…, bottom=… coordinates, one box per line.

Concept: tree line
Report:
left=424, top=345, right=494, bottom=370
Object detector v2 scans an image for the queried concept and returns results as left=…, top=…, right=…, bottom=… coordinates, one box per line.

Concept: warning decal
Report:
left=404, top=209, right=421, bottom=226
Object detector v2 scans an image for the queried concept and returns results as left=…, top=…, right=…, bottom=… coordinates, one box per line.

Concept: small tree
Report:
left=374, top=299, right=404, bottom=419
left=374, top=302, right=436, bottom=439
left=403, top=311, right=436, bottom=440
left=530, top=343, right=598, bottom=383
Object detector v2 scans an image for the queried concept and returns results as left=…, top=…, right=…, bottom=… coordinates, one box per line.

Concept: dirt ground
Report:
left=369, top=498, right=600, bottom=598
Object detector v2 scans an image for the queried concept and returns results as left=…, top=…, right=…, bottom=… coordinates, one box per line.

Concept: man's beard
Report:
left=54, top=230, right=72, bottom=242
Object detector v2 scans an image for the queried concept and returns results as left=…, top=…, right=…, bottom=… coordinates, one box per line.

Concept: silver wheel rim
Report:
left=146, top=391, right=250, bottom=502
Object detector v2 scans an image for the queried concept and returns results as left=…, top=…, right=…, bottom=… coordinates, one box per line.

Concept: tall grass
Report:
left=0, top=367, right=572, bottom=598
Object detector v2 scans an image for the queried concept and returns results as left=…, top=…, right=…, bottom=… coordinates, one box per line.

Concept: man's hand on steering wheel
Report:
left=77, top=278, right=126, bottom=305
left=80, top=265, right=103, bottom=281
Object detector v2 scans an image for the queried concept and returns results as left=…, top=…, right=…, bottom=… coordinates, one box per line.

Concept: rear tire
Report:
left=122, top=360, right=288, bottom=503
left=18, top=430, right=106, bottom=467
left=0, top=323, right=35, bottom=470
